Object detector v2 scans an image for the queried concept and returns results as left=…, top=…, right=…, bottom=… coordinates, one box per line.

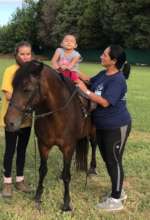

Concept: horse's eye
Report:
left=23, top=89, right=31, bottom=94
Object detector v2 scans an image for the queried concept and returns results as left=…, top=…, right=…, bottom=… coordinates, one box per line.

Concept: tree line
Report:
left=0, top=0, right=150, bottom=54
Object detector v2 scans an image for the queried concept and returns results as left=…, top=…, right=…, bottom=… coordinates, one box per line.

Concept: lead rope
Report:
left=33, top=112, right=38, bottom=189
left=85, top=146, right=89, bottom=190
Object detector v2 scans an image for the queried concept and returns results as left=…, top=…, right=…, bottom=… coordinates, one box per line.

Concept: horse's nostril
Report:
left=5, top=121, right=17, bottom=132
left=9, top=122, right=14, bottom=127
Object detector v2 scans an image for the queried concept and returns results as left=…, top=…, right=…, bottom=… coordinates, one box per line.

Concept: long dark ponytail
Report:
left=109, top=45, right=131, bottom=80
left=122, top=61, right=131, bottom=79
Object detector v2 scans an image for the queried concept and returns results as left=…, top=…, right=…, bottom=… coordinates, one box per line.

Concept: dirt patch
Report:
left=129, top=131, right=150, bottom=143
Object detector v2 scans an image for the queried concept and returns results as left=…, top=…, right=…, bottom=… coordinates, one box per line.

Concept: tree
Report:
left=51, top=0, right=86, bottom=47
left=37, top=0, right=62, bottom=50
left=78, top=0, right=107, bottom=48
left=0, top=0, right=150, bottom=53
left=100, top=0, right=150, bottom=48
left=0, top=24, right=16, bottom=53
left=0, top=0, right=39, bottom=53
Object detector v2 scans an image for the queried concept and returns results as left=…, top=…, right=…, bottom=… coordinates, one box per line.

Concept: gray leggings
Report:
left=96, top=123, right=131, bottom=199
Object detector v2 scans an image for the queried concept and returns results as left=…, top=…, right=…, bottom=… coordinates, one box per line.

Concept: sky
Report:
left=0, top=0, right=22, bottom=26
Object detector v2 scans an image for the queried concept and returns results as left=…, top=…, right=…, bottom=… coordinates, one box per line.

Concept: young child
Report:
left=51, top=34, right=89, bottom=83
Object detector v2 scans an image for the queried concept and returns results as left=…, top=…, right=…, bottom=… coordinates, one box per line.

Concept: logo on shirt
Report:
left=95, top=84, right=103, bottom=96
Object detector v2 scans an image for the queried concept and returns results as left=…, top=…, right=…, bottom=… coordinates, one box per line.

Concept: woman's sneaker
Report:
left=96, top=197, right=124, bottom=212
left=120, top=189, right=127, bottom=201
left=102, top=189, right=127, bottom=201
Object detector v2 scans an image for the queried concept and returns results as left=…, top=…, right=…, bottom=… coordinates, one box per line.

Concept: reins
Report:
left=9, top=85, right=78, bottom=121
left=34, top=87, right=78, bottom=119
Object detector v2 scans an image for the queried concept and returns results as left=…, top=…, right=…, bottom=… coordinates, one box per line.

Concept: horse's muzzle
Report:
left=4, top=117, right=22, bottom=132
left=5, top=123, right=19, bottom=132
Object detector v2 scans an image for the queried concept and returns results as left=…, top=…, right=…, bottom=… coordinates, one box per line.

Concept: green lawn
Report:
left=0, top=59, right=150, bottom=220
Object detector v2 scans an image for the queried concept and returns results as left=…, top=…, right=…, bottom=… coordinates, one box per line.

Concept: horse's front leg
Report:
left=88, top=137, right=97, bottom=175
left=62, top=151, right=73, bottom=211
left=35, top=147, right=49, bottom=209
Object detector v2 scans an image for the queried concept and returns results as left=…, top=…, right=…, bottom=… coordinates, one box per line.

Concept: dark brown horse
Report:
left=5, top=60, right=97, bottom=211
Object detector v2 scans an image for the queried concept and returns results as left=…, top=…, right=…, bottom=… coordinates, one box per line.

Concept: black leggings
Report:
left=96, top=123, right=131, bottom=199
left=3, top=127, right=31, bottom=177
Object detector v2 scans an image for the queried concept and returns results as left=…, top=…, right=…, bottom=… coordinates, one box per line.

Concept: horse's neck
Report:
left=40, top=69, right=72, bottom=109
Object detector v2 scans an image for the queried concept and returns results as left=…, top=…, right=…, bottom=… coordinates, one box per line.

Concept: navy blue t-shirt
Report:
left=90, top=70, right=131, bottom=129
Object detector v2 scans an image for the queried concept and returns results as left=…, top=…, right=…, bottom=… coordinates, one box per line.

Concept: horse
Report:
left=5, top=60, right=97, bottom=211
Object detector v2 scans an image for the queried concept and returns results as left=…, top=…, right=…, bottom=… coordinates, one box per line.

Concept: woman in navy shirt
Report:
left=77, top=45, right=131, bottom=212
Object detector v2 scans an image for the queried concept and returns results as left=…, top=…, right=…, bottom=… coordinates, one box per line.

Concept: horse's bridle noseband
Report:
left=9, top=100, right=33, bottom=114
left=9, top=86, right=39, bottom=119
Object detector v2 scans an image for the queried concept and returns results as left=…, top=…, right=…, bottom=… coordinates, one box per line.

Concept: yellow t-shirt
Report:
left=0, top=64, right=32, bottom=128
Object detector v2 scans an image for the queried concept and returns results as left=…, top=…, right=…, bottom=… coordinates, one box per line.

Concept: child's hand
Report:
left=60, top=64, right=68, bottom=70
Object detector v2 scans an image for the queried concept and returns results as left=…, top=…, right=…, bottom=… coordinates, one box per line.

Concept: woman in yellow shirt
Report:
left=0, top=41, right=33, bottom=197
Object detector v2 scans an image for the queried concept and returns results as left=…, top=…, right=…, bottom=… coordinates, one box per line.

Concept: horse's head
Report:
left=5, top=60, right=43, bottom=131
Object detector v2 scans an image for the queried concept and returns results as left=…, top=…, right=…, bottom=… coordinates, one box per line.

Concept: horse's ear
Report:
left=30, top=60, right=44, bottom=77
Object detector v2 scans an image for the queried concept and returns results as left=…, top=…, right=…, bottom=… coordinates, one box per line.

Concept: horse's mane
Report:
left=57, top=71, right=76, bottom=93
left=43, top=63, right=76, bottom=93
left=13, top=60, right=43, bottom=88
left=12, top=60, right=76, bottom=93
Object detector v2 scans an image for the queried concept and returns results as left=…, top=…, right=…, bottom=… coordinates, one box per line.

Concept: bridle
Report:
left=9, top=84, right=78, bottom=120
left=9, top=86, right=39, bottom=120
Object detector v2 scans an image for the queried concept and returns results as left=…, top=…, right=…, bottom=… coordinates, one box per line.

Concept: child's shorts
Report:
left=59, top=68, right=79, bottom=82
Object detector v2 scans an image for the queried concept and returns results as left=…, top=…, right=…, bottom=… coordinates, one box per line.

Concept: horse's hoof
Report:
left=61, top=205, right=72, bottom=212
left=35, top=201, right=42, bottom=211
left=35, top=200, right=42, bottom=211
left=87, top=168, right=97, bottom=176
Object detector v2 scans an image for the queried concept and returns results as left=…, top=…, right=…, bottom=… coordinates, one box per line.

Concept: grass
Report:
left=0, top=59, right=150, bottom=220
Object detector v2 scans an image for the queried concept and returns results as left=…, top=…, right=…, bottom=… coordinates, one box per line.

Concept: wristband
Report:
left=86, top=90, right=91, bottom=96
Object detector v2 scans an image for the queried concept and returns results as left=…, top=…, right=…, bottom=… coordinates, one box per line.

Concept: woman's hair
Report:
left=109, top=45, right=131, bottom=79
left=14, top=41, right=32, bottom=56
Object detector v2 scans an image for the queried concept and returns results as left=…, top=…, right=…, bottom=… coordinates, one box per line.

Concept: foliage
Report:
left=36, top=0, right=63, bottom=49
left=0, top=24, right=16, bottom=53
left=77, top=0, right=106, bottom=48
left=51, top=0, right=86, bottom=47
left=0, top=0, right=150, bottom=53
left=0, top=0, right=39, bottom=53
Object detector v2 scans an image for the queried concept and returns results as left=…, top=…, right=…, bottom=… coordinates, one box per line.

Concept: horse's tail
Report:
left=75, top=137, right=89, bottom=171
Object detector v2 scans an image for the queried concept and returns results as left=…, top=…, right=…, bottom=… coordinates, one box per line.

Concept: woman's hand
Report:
left=77, top=80, right=109, bottom=107
left=76, top=80, right=88, bottom=93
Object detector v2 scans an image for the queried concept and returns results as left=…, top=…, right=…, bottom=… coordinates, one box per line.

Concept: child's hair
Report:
left=14, top=41, right=32, bottom=56
left=109, top=45, right=131, bottom=79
